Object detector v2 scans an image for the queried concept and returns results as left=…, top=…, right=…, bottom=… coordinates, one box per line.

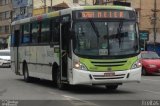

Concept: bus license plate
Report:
left=104, top=72, right=115, bottom=77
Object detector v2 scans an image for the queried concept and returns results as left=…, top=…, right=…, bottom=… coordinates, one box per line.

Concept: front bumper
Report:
left=71, top=67, right=141, bottom=85
left=145, top=67, right=160, bottom=75
left=0, top=61, right=11, bottom=67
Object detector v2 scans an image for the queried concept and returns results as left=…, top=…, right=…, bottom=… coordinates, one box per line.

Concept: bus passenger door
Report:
left=60, top=22, right=70, bottom=82
left=13, top=30, right=20, bottom=75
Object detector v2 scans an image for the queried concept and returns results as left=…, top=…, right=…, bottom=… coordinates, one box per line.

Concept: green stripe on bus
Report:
left=80, top=56, right=138, bottom=72
left=47, top=11, right=60, bottom=18
left=83, top=5, right=126, bottom=10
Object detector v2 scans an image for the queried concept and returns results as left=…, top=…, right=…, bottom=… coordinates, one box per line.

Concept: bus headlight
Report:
left=131, top=60, right=142, bottom=69
left=73, top=60, right=88, bottom=71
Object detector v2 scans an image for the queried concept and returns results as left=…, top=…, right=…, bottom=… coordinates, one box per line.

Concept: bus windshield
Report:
left=73, top=20, right=139, bottom=57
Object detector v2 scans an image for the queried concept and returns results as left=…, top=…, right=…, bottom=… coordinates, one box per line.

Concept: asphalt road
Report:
left=0, top=68, right=160, bottom=106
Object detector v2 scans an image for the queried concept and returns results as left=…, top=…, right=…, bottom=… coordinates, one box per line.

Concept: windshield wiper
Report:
left=88, top=19, right=100, bottom=38
left=117, top=21, right=124, bottom=48
left=87, top=19, right=100, bottom=49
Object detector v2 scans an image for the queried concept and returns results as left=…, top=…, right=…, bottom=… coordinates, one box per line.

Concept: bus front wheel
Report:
left=56, top=68, right=66, bottom=90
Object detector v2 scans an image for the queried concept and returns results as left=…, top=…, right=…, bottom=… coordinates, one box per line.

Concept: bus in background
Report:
left=11, top=5, right=141, bottom=90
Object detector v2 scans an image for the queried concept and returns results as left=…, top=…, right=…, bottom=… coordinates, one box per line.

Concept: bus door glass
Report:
left=13, top=25, right=20, bottom=74
left=60, top=15, right=71, bottom=81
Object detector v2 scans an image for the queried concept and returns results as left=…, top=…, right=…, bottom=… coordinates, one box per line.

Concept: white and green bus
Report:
left=11, top=5, right=141, bottom=90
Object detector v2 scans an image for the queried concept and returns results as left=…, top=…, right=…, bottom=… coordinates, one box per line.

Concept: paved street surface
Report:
left=0, top=68, right=160, bottom=106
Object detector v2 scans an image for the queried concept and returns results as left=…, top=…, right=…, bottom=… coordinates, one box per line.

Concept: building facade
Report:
left=32, top=0, right=94, bottom=16
left=138, top=0, right=160, bottom=43
left=0, top=0, right=12, bottom=48
left=12, top=0, right=32, bottom=21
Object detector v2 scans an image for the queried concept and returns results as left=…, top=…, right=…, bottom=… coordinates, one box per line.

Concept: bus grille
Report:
left=91, top=60, right=127, bottom=67
left=93, top=74, right=125, bottom=80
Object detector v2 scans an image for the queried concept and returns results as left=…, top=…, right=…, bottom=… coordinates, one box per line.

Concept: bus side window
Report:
left=20, top=25, right=24, bottom=44
left=11, top=26, right=15, bottom=47
left=13, top=25, right=20, bottom=47
left=22, top=23, right=30, bottom=44
left=14, top=30, right=20, bottom=47
left=41, top=20, right=50, bottom=43
left=51, top=19, right=60, bottom=44
left=32, top=22, right=41, bottom=43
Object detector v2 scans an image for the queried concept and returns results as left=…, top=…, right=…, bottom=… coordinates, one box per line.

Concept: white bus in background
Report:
left=11, top=5, right=141, bottom=90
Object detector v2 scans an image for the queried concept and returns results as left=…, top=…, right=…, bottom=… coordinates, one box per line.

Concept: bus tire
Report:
left=23, top=63, right=30, bottom=82
left=105, top=85, right=118, bottom=90
left=56, top=68, right=66, bottom=90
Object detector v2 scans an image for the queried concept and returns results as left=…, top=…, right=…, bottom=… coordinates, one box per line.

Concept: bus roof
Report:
left=11, top=5, right=135, bottom=25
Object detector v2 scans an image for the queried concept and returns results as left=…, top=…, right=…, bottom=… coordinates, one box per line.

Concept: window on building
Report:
left=20, top=7, right=26, bottom=15
left=0, top=0, right=9, bottom=5
left=0, top=0, right=5, bottom=5
left=6, top=0, right=9, bottom=4
left=0, top=11, right=10, bottom=20
left=0, top=13, right=2, bottom=20
left=73, top=0, right=78, bottom=3
left=0, top=12, right=5, bottom=20
left=0, top=26, right=2, bottom=34
left=41, top=20, right=50, bottom=43
left=0, top=26, right=5, bottom=34
left=5, top=11, right=10, bottom=19
left=5, top=25, right=9, bottom=33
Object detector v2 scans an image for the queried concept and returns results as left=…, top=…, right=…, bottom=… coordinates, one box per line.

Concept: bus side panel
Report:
left=25, top=45, right=59, bottom=81
left=11, top=47, right=16, bottom=74
left=19, top=46, right=30, bottom=75
left=36, top=46, right=54, bottom=80
left=11, top=29, right=20, bottom=75
left=27, top=46, right=37, bottom=78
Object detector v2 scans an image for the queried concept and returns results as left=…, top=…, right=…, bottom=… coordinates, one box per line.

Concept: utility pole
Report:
left=45, top=0, right=46, bottom=13
left=85, top=0, right=87, bottom=5
left=152, top=0, right=157, bottom=51
left=51, top=0, right=52, bottom=12
left=93, top=0, right=101, bottom=5
left=42, top=0, right=46, bottom=13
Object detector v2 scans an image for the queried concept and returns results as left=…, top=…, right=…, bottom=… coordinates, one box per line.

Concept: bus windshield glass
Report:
left=73, top=20, right=139, bottom=57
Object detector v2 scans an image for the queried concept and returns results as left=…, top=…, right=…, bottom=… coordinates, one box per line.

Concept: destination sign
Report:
left=74, top=10, right=136, bottom=20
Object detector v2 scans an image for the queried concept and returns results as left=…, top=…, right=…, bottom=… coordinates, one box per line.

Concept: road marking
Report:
left=62, top=95, right=98, bottom=106
left=62, top=95, right=80, bottom=100
left=143, top=90, right=160, bottom=95
left=0, top=89, right=7, bottom=96
left=142, top=78, right=160, bottom=82
left=48, top=91, right=58, bottom=95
